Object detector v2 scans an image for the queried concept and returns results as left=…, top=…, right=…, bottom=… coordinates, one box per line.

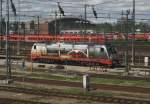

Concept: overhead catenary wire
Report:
left=1, top=0, right=150, bottom=24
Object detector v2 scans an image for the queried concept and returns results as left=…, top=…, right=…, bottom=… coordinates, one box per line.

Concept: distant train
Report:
left=31, top=42, right=119, bottom=67
left=0, top=33, right=150, bottom=43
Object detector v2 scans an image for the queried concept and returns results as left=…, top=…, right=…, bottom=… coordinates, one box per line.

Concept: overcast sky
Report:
left=2, top=0, right=150, bottom=23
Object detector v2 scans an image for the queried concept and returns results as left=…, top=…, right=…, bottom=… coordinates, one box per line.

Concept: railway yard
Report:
left=0, top=69, right=150, bottom=104
left=0, top=35, right=149, bottom=104
left=0, top=54, right=150, bottom=104
left=1, top=0, right=150, bottom=103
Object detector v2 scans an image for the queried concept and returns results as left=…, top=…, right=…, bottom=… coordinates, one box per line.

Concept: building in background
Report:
left=48, top=17, right=96, bottom=35
left=3, top=17, right=99, bottom=35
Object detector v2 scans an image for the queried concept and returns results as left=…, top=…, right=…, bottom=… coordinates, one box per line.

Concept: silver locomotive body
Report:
left=31, top=42, right=118, bottom=66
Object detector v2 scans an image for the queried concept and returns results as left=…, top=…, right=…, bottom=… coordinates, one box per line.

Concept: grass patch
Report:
left=14, top=82, right=113, bottom=97
left=1, top=70, right=150, bottom=88
left=91, top=77, right=150, bottom=88
left=27, top=73, right=82, bottom=82
left=14, top=82, right=150, bottom=100
left=25, top=73, right=150, bottom=88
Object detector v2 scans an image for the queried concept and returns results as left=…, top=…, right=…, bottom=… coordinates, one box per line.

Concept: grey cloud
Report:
left=4, top=0, right=150, bottom=23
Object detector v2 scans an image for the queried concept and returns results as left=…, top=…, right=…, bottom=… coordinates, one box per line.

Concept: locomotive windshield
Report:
left=107, top=46, right=117, bottom=54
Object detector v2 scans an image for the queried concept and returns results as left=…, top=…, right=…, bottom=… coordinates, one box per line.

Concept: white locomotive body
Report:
left=31, top=42, right=119, bottom=67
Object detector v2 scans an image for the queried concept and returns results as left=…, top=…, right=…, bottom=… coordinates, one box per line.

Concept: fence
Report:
left=119, top=52, right=150, bottom=67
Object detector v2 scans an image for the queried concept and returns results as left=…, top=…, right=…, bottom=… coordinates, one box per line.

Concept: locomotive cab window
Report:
left=100, top=48, right=104, bottom=52
left=34, top=45, right=36, bottom=49
left=108, top=47, right=117, bottom=54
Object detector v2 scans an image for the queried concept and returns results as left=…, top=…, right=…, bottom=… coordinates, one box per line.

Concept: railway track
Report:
left=0, top=85, right=150, bottom=104
left=0, top=98, right=49, bottom=104
left=38, top=68, right=150, bottom=81
left=1, top=62, right=150, bottom=82
left=1, top=75, right=150, bottom=94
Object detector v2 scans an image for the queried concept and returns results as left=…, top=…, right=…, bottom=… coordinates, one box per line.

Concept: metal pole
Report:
left=37, top=16, right=39, bottom=35
left=17, top=0, right=20, bottom=55
left=125, top=10, right=130, bottom=73
left=57, top=2, right=61, bottom=35
left=59, top=13, right=61, bottom=35
left=121, top=10, right=123, bottom=33
left=6, top=0, right=11, bottom=79
left=131, top=0, right=135, bottom=66
left=0, top=0, right=2, bottom=34
left=54, top=11, right=57, bottom=35
left=0, top=0, right=2, bottom=50
left=84, top=4, right=87, bottom=35
left=80, top=15, right=83, bottom=34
